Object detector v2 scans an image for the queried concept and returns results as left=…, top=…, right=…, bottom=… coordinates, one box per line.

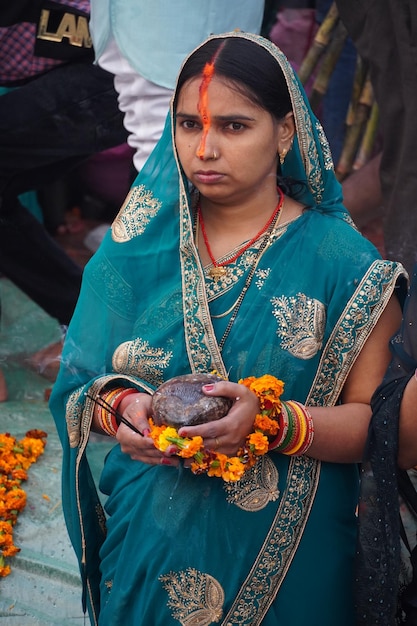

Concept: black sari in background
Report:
left=355, top=267, right=415, bottom=625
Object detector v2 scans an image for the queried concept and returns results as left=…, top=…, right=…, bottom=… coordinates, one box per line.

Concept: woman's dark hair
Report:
left=175, top=37, right=292, bottom=122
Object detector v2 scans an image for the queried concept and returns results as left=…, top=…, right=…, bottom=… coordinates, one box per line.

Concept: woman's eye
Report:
left=227, top=122, right=245, bottom=131
left=181, top=120, right=199, bottom=130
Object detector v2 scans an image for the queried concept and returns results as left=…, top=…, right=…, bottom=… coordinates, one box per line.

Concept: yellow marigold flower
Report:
left=156, top=426, right=178, bottom=452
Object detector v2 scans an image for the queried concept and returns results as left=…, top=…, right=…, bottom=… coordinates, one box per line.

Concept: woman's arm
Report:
left=185, top=295, right=403, bottom=464
left=306, top=294, right=402, bottom=463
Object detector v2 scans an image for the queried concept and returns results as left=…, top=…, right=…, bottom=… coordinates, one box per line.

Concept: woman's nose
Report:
left=196, top=135, right=218, bottom=161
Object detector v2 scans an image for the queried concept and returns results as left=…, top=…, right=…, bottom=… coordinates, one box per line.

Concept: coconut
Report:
left=151, top=373, right=232, bottom=428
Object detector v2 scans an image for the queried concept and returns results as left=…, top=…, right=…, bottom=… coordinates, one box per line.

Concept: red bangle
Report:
left=112, top=388, right=137, bottom=424
left=268, top=407, right=288, bottom=451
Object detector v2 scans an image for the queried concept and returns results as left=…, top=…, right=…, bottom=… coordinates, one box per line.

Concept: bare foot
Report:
left=0, top=369, right=8, bottom=402
left=27, top=341, right=62, bottom=382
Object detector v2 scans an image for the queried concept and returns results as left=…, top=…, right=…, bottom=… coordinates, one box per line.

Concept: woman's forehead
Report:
left=176, top=75, right=260, bottom=112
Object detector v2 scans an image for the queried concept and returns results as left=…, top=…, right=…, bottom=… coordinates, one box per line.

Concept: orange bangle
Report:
left=96, top=387, right=137, bottom=436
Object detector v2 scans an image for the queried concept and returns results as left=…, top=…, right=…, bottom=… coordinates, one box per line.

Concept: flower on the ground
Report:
left=0, top=430, right=47, bottom=577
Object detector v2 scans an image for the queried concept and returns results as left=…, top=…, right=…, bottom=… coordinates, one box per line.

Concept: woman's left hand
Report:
left=177, top=380, right=259, bottom=455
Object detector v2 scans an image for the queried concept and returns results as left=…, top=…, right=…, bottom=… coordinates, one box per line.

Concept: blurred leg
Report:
left=0, top=62, right=128, bottom=323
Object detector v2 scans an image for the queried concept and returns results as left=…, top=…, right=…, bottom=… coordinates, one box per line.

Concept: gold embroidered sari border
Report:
left=307, top=260, right=404, bottom=407
left=222, top=456, right=320, bottom=626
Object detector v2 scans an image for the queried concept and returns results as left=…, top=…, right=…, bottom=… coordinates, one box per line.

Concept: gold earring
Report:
left=279, top=148, right=287, bottom=166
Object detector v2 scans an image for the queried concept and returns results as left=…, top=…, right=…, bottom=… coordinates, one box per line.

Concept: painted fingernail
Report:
left=161, top=458, right=172, bottom=465
left=203, top=384, right=215, bottom=391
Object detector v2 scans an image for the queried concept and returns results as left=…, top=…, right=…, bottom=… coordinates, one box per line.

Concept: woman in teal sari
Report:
left=50, top=32, right=405, bottom=626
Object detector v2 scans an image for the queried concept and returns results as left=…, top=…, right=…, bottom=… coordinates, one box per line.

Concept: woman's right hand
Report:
left=116, top=392, right=180, bottom=466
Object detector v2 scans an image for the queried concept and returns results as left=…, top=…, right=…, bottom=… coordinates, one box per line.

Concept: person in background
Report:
left=50, top=32, right=404, bottom=625
left=0, top=1, right=128, bottom=390
left=89, top=0, right=266, bottom=174
left=355, top=264, right=417, bottom=625
left=335, top=0, right=417, bottom=275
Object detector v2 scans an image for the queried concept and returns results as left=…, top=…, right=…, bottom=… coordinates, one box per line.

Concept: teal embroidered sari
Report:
left=50, top=32, right=406, bottom=626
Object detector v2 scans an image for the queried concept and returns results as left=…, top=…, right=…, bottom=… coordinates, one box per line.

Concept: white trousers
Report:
left=98, top=38, right=173, bottom=172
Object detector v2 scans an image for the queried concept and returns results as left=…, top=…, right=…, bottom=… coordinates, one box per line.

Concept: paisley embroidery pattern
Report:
left=112, top=338, right=172, bottom=387
left=271, top=292, right=326, bottom=359
left=224, top=455, right=279, bottom=511
left=112, top=184, right=161, bottom=242
left=160, top=568, right=224, bottom=626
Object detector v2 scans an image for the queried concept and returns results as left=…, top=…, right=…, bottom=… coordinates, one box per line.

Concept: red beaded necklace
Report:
left=197, top=186, right=284, bottom=280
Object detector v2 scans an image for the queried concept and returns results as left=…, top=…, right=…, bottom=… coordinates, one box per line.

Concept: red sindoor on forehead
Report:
left=197, top=60, right=215, bottom=159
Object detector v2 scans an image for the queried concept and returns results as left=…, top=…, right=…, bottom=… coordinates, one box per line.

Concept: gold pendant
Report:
left=209, top=265, right=228, bottom=281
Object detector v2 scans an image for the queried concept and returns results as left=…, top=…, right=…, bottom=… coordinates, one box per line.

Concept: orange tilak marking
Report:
left=197, top=61, right=216, bottom=158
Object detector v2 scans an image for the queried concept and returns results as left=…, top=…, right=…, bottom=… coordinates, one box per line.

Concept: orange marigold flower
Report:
left=178, top=437, right=203, bottom=459
left=0, top=429, right=46, bottom=577
left=0, top=563, right=11, bottom=577
left=248, top=432, right=269, bottom=455
left=207, top=453, right=228, bottom=478
left=253, top=414, right=279, bottom=435
left=222, top=458, right=246, bottom=482
left=0, top=433, right=15, bottom=453
left=2, top=544, right=20, bottom=557
left=11, top=468, right=27, bottom=481
left=249, top=374, right=284, bottom=395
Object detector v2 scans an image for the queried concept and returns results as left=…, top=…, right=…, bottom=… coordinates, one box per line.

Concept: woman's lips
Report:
left=194, top=170, right=224, bottom=184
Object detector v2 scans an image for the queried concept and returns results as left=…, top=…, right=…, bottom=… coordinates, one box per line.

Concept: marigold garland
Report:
left=0, top=429, right=47, bottom=577
left=149, top=374, right=284, bottom=482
